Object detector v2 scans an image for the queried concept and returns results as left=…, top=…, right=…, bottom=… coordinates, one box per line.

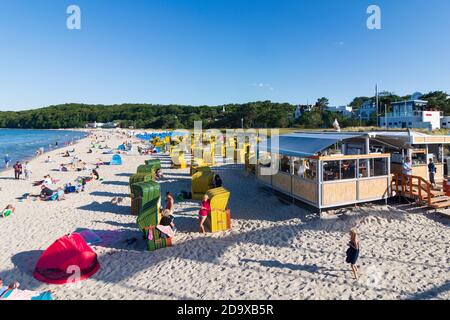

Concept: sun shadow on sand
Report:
left=407, top=281, right=450, bottom=300
left=0, top=250, right=44, bottom=290
left=102, top=181, right=129, bottom=186
left=239, top=259, right=341, bottom=278
left=116, top=173, right=133, bottom=177
left=78, top=201, right=131, bottom=215
left=90, top=191, right=129, bottom=198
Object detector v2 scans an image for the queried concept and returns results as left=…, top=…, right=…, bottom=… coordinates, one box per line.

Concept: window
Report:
left=371, top=158, right=388, bottom=176
left=343, top=160, right=356, bottom=179
left=323, top=160, right=356, bottom=181
left=304, top=159, right=317, bottom=181
left=358, top=159, right=369, bottom=178
left=323, top=161, right=340, bottom=181
left=280, top=155, right=292, bottom=174
left=293, top=158, right=317, bottom=181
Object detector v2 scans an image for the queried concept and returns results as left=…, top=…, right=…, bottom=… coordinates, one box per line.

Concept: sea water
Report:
left=0, top=129, right=87, bottom=167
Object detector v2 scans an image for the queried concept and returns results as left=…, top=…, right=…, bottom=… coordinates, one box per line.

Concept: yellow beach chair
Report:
left=206, top=187, right=231, bottom=233
left=192, top=170, right=214, bottom=200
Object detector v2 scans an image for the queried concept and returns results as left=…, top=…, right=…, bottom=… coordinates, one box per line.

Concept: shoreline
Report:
left=0, top=129, right=89, bottom=174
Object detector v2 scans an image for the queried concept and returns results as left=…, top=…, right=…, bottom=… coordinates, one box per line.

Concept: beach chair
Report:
left=203, top=150, right=215, bottom=166
left=143, top=225, right=172, bottom=252
left=206, top=187, right=231, bottom=233
left=129, top=173, right=154, bottom=198
left=190, top=165, right=211, bottom=177
left=234, top=148, right=246, bottom=164
left=144, top=159, right=161, bottom=170
left=171, top=152, right=187, bottom=169
left=191, top=170, right=214, bottom=200
left=132, top=181, right=161, bottom=228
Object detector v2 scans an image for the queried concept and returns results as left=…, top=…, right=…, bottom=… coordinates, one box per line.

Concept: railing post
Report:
left=427, top=183, right=431, bottom=207
left=409, top=176, right=413, bottom=198
left=418, top=178, right=422, bottom=201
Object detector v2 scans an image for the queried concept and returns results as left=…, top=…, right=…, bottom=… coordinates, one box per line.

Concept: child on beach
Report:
left=1, top=205, right=15, bottom=218
left=159, top=209, right=177, bottom=238
left=165, top=192, right=175, bottom=214
left=198, top=194, right=211, bottom=234
left=346, top=229, right=360, bottom=280
left=4, top=154, right=11, bottom=168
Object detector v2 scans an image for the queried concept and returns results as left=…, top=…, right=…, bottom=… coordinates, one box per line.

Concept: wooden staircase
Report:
left=391, top=173, right=450, bottom=209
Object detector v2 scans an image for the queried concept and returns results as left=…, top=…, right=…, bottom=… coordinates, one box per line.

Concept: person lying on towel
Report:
left=39, top=185, right=54, bottom=200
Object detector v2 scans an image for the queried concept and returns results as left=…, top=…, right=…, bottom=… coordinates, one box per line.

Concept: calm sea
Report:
left=0, top=129, right=87, bottom=167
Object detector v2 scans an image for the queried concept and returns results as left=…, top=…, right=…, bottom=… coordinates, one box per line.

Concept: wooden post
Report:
left=409, top=176, right=413, bottom=198
left=418, top=178, right=422, bottom=201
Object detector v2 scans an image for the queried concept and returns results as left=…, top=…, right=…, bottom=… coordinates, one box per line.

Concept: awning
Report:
left=259, top=132, right=366, bottom=157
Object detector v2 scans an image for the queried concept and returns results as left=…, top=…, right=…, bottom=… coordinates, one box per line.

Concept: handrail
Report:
left=391, top=173, right=433, bottom=207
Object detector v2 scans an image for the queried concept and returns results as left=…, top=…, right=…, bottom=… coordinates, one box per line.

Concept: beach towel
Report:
left=0, top=286, right=8, bottom=296
left=1, top=289, right=53, bottom=300
left=76, top=229, right=103, bottom=245
left=157, top=225, right=175, bottom=238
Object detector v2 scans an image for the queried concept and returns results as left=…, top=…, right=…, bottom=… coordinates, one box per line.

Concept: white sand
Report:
left=0, top=130, right=449, bottom=300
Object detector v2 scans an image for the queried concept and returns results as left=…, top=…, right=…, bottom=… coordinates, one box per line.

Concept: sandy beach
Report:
left=0, top=130, right=449, bottom=300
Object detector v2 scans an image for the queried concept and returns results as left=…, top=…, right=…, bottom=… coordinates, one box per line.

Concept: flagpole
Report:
left=376, top=84, right=379, bottom=127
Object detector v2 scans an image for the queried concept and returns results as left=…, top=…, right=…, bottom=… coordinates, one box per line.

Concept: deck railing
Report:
left=391, top=173, right=432, bottom=207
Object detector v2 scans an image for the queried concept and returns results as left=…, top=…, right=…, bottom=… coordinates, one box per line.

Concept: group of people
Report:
left=11, top=161, right=32, bottom=180
left=402, top=156, right=437, bottom=188
left=159, top=174, right=224, bottom=236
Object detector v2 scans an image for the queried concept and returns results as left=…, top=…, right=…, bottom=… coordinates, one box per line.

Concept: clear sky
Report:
left=0, top=0, right=449, bottom=111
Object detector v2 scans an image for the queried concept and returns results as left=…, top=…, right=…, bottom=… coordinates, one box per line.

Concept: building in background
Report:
left=325, top=105, right=353, bottom=117
left=357, top=101, right=377, bottom=122
left=380, top=93, right=442, bottom=130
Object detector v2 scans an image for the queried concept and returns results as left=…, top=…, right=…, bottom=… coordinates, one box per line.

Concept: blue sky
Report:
left=0, top=0, right=449, bottom=111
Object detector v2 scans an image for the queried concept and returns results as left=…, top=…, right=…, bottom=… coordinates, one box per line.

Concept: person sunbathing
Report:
left=60, top=164, right=69, bottom=172
left=39, top=185, right=54, bottom=200
left=1, top=204, right=15, bottom=218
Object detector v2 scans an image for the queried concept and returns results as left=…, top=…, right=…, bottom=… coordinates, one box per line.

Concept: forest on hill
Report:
left=0, top=91, right=448, bottom=129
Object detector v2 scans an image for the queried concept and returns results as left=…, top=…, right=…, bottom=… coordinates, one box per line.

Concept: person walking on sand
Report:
left=428, top=158, right=437, bottom=188
left=346, top=229, right=360, bottom=280
left=13, top=161, right=22, bottom=180
left=4, top=154, right=11, bottom=168
left=198, top=194, right=211, bottom=234
left=24, top=162, right=32, bottom=180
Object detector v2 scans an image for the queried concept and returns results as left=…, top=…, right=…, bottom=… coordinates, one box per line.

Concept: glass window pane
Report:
left=372, top=158, right=388, bottom=176
left=323, top=161, right=341, bottom=181
left=280, top=155, right=291, bottom=173
left=304, top=159, right=317, bottom=181
left=359, top=159, right=369, bottom=178
left=341, top=160, right=356, bottom=180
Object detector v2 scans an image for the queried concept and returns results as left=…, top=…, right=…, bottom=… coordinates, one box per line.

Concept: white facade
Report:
left=380, top=111, right=442, bottom=130
left=380, top=97, right=443, bottom=130
left=325, top=105, right=353, bottom=117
